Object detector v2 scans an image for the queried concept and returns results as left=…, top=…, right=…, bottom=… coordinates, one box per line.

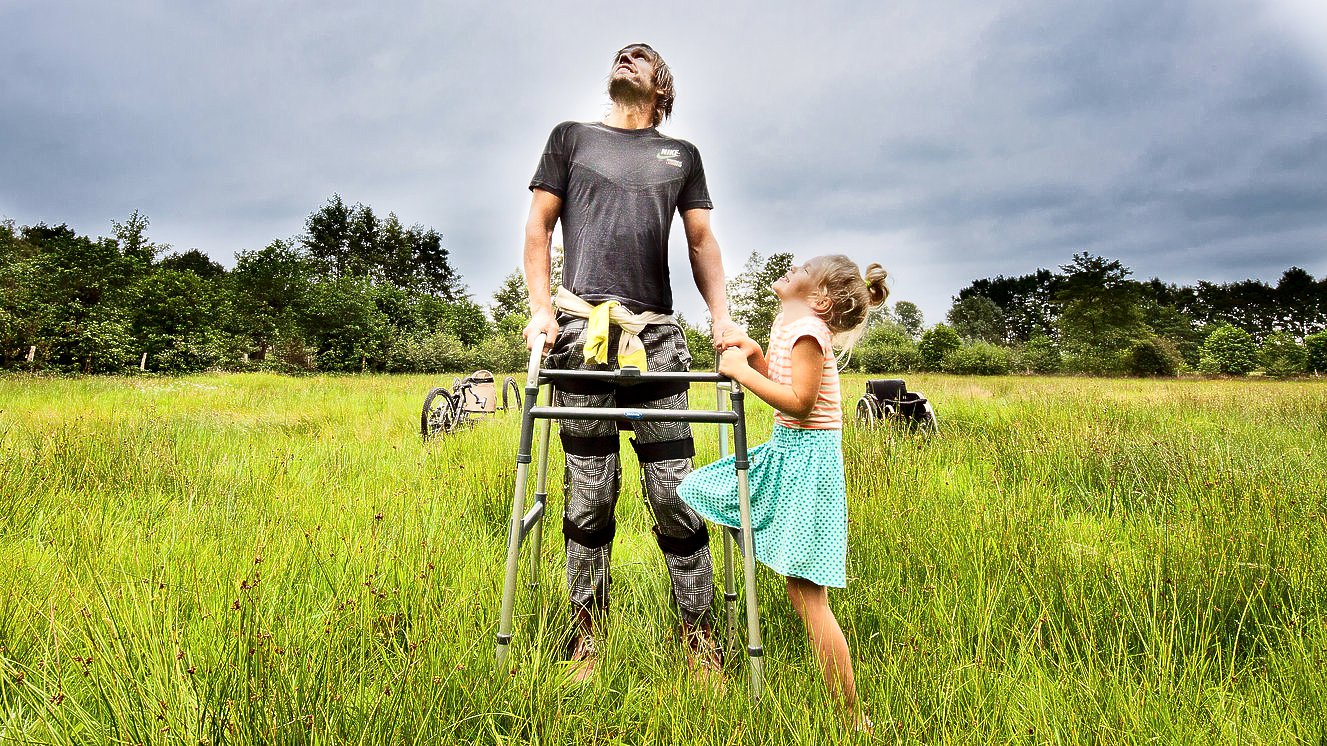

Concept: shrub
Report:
left=1016, top=335, right=1062, bottom=374
left=1303, top=331, right=1327, bottom=374
left=1259, top=331, right=1308, bottom=378
left=682, top=324, right=716, bottom=371
left=941, top=342, right=1011, bottom=375
left=918, top=324, right=961, bottom=371
left=855, top=342, right=921, bottom=374
left=385, top=331, right=466, bottom=373
left=1197, top=324, right=1258, bottom=376
left=1126, top=336, right=1182, bottom=377
left=464, top=331, right=528, bottom=374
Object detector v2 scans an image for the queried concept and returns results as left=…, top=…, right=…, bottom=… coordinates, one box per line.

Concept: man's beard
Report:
left=609, top=75, right=654, bottom=110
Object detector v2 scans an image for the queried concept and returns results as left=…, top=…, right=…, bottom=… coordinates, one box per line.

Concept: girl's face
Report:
left=773, top=259, right=823, bottom=304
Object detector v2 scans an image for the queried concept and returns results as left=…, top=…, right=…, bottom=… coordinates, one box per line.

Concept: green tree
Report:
left=130, top=268, right=229, bottom=371
left=491, top=269, right=531, bottom=323
left=918, top=324, right=961, bottom=371
left=112, top=209, right=160, bottom=272
left=1259, top=331, right=1307, bottom=378
left=892, top=301, right=924, bottom=340
left=947, top=295, right=1006, bottom=343
left=230, top=240, right=318, bottom=359
left=1305, top=331, right=1327, bottom=374
left=1126, top=336, right=1182, bottom=377
left=301, top=276, right=389, bottom=371
left=1198, top=324, right=1258, bottom=375
left=728, top=251, right=793, bottom=345
left=1055, top=253, right=1147, bottom=374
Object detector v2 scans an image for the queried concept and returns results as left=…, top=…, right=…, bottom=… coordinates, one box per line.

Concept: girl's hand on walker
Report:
left=718, top=347, right=751, bottom=378
left=721, top=328, right=761, bottom=357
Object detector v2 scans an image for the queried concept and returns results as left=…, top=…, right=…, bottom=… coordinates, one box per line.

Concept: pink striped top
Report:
left=765, top=313, right=841, bottom=430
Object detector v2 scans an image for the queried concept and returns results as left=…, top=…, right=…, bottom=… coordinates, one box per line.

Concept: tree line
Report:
left=4, top=200, right=1325, bottom=377
left=1, top=198, right=522, bottom=374
left=847, top=252, right=1327, bottom=377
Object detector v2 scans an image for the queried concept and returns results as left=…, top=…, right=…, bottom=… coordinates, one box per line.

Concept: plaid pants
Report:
left=545, top=317, right=714, bottom=626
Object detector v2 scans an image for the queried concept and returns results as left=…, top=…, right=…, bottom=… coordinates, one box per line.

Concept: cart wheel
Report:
left=855, top=397, right=877, bottom=427
left=503, top=376, right=522, bottom=411
left=918, top=401, right=939, bottom=433
left=421, top=388, right=460, bottom=440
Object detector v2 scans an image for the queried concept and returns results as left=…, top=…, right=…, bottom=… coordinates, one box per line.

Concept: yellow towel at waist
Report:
left=554, top=287, right=673, bottom=371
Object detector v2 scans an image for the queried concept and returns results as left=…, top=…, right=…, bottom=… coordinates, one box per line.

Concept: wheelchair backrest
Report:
left=460, top=370, right=497, bottom=413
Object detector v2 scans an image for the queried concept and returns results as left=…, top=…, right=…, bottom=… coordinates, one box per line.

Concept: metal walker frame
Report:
left=495, top=333, right=766, bottom=698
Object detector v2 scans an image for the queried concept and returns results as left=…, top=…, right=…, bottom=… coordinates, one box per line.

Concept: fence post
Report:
left=26, top=346, right=35, bottom=362
left=140, top=352, right=148, bottom=371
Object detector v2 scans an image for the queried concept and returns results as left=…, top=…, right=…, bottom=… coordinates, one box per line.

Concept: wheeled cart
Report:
left=495, top=333, right=766, bottom=698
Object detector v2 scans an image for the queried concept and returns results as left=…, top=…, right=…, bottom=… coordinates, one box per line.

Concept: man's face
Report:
left=609, top=46, right=657, bottom=101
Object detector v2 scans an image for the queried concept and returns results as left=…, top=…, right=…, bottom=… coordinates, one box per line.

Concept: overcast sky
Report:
left=3, top=0, right=1325, bottom=325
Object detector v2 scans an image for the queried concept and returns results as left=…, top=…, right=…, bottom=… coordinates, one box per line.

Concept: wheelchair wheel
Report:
left=502, top=376, right=522, bottom=411
left=917, top=401, right=939, bottom=433
left=421, top=388, right=461, bottom=440
left=855, top=397, right=878, bottom=427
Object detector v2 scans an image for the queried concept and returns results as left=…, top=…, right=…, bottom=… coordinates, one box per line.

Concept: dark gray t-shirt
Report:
left=530, top=121, right=712, bottom=314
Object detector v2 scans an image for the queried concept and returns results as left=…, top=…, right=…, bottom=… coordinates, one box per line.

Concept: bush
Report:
left=1259, top=331, right=1308, bottom=378
left=464, top=331, right=528, bottom=373
left=1197, top=324, right=1258, bottom=376
left=1126, top=336, right=1182, bottom=377
left=941, top=342, right=1011, bottom=375
left=1015, top=335, right=1062, bottom=374
left=918, top=324, right=961, bottom=371
left=682, top=324, right=716, bottom=371
left=1307, top=331, right=1327, bottom=374
left=385, top=331, right=467, bottom=373
left=855, top=342, right=921, bottom=374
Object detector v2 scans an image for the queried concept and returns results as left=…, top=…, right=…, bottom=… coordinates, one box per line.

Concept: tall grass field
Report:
left=1, top=373, right=1325, bottom=744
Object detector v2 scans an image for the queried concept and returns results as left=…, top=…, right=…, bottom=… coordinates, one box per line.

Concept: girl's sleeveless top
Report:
left=765, top=313, right=841, bottom=430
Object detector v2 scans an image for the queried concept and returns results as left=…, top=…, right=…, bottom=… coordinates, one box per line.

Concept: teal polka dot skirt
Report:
left=678, top=425, right=847, bottom=588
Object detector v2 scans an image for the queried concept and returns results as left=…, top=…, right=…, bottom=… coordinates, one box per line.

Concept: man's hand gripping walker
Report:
left=495, top=333, right=766, bottom=698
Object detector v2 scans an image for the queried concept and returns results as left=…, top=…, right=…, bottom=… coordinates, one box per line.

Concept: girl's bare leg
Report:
left=787, top=576, right=857, bottom=712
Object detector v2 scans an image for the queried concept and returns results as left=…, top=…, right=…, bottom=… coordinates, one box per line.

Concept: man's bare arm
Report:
left=523, top=188, right=562, bottom=352
left=681, top=208, right=738, bottom=347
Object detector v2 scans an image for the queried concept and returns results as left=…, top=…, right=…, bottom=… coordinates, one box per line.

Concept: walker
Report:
left=494, top=333, right=766, bottom=698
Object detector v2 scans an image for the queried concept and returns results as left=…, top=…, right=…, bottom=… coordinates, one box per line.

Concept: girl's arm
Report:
left=719, top=336, right=823, bottom=420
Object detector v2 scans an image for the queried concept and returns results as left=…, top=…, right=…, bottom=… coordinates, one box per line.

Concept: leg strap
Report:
left=653, top=523, right=709, bottom=557
left=630, top=437, right=695, bottom=463
left=561, top=432, right=620, bottom=457
left=564, top=515, right=616, bottom=549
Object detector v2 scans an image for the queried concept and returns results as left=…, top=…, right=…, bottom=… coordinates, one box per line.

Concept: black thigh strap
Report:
left=631, top=437, right=695, bottom=463
left=564, top=515, right=616, bottom=549
left=560, top=432, right=620, bottom=457
left=616, top=378, right=692, bottom=406
left=653, top=523, right=710, bottom=557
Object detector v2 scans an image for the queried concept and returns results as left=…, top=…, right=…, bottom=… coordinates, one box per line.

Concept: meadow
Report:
left=1, top=372, right=1325, bottom=744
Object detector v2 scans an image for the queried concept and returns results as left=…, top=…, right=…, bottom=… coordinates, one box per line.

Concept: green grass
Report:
left=1, top=373, right=1325, bottom=744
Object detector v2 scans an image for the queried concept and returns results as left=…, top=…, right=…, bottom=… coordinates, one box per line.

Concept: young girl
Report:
left=678, top=254, right=887, bottom=723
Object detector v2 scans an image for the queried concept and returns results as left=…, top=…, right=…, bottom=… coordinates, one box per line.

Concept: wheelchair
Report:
left=420, top=370, right=522, bottom=440
left=855, top=378, right=938, bottom=432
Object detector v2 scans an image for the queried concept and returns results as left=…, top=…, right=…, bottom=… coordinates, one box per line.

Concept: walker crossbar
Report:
left=495, top=333, right=766, bottom=699
left=539, top=368, right=729, bottom=384
left=529, top=406, right=740, bottom=424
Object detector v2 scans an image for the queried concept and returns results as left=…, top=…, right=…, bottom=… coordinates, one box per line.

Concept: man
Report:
left=522, top=43, right=737, bottom=680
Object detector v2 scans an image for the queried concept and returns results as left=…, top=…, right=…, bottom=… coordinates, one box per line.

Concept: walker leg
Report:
left=496, top=461, right=530, bottom=667
left=730, top=385, right=764, bottom=699
left=716, top=382, right=737, bottom=645
left=497, top=338, right=547, bottom=666
left=528, top=384, right=553, bottom=591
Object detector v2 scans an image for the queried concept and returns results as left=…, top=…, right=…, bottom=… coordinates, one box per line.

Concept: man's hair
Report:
left=612, top=43, right=675, bottom=127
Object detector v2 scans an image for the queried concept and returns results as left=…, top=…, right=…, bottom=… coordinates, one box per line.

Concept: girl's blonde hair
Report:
left=807, top=255, right=890, bottom=356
